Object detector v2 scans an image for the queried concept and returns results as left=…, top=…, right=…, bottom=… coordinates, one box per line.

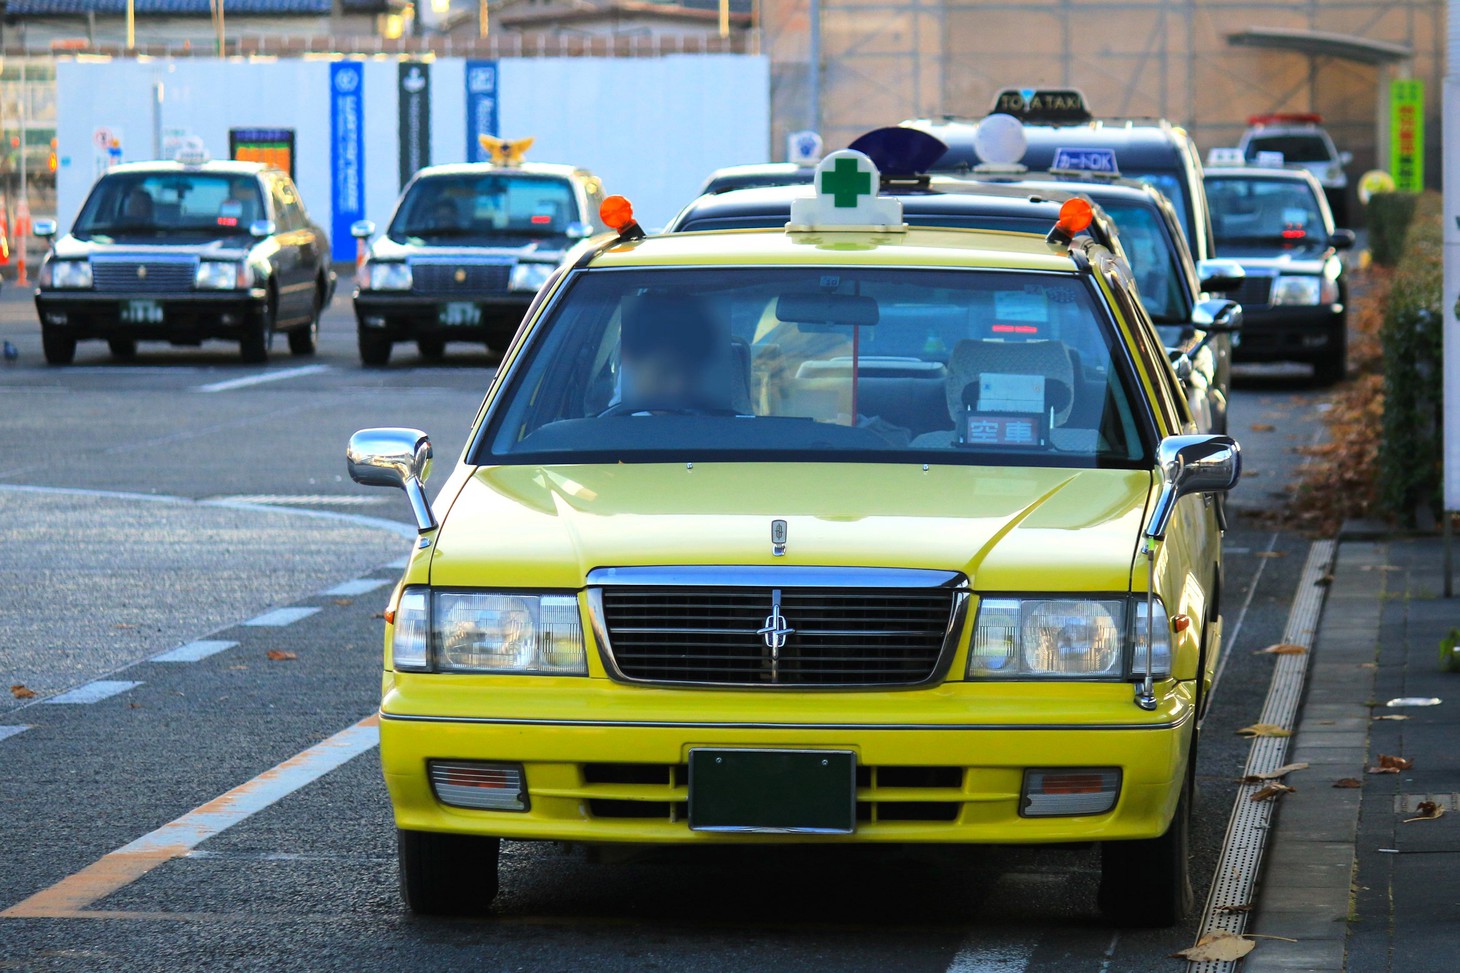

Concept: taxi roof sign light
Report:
left=990, top=88, right=1093, bottom=124
left=971, top=114, right=1028, bottom=171
left=1046, top=197, right=1094, bottom=248
left=1207, top=147, right=1247, bottom=167
left=479, top=135, right=535, bottom=167
left=787, top=150, right=906, bottom=232
left=174, top=144, right=211, bottom=166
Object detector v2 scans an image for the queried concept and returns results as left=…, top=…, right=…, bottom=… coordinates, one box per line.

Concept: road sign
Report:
left=1391, top=79, right=1424, bottom=193
left=786, top=130, right=822, bottom=166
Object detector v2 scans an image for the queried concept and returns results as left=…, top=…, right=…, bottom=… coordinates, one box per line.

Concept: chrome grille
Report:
left=1232, top=275, right=1273, bottom=309
left=594, top=571, right=962, bottom=687
left=91, top=259, right=196, bottom=293
left=411, top=261, right=511, bottom=295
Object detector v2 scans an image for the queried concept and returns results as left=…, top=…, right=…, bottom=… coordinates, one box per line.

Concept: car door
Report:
left=266, top=174, right=311, bottom=323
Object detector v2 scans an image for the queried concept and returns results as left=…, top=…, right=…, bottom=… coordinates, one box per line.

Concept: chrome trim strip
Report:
left=586, top=565, right=964, bottom=589
left=380, top=711, right=1193, bottom=732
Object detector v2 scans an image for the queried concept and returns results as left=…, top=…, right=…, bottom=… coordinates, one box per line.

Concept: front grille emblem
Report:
left=454, top=267, right=467, bottom=283
left=771, top=518, right=787, bottom=557
left=757, top=588, right=795, bottom=682
left=136, top=265, right=147, bottom=279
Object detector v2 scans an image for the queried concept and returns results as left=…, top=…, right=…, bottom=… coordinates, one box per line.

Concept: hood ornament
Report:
left=771, top=518, right=787, bottom=557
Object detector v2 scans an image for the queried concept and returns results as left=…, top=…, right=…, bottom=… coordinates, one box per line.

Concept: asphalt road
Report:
left=0, top=287, right=1333, bottom=972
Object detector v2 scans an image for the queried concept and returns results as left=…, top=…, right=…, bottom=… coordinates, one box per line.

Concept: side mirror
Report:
left=565, top=221, right=594, bottom=239
left=347, top=427, right=436, bottom=533
left=350, top=219, right=376, bottom=240
left=249, top=219, right=276, bottom=238
left=1329, top=228, right=1357, bottom=251
left=32, top=218, right=57, bottom=239
left=1193, top=298, right=1243, bottom=333
left=1339, top=151, right=1353, bottom=166
left=1146, top=434, right=1241, bottom=540
left=1197, top=258, right=1245, bottom=295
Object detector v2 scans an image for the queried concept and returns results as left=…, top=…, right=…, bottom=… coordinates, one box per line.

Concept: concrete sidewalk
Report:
left=1244, top=535, right=1460, bottom=972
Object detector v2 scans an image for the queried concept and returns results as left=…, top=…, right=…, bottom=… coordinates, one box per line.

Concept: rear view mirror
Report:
left=1197, top=258, right=1245, bottom=295
left=1339, top=151, right=1353, bottom=166
left=1146, top=434, right=1241, bottom=540
left=249, top=220, right=275, bottom=238
left=32, top=218, right=57, bottom=239
left=1194, top=299, right=1242, bottom=333
left=776, top=293, right=879, bottom=327
left=1329, top=228, right=1357, bottom=251
left=565, top=221, right=594, bottom=239
left=347, top=427, right=436, bottom=533
left=350, top=219, right=376, bottom=240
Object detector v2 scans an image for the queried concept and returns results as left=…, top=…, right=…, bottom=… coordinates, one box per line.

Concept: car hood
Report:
left=51, top=234, right=253, bottom=260
left=428, top=462, right=1153, bottom=592
left=1212, top=246, right=1329, bottom=273
left=370, top=236, right=565, bottom=263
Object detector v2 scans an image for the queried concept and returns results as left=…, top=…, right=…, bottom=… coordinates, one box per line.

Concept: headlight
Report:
left=387, top=587, right=588, bottom=674
left=195, top=260, right=248, bottom=290
left=509, top=261, right=554, bottom=293
left=1269, top=276, right=1321, bottom=306
left=969, top=596, right=1170, bottom=679
left=367, top=261, right=413, bottom=291
left=45, top=259, right=92, bottom=289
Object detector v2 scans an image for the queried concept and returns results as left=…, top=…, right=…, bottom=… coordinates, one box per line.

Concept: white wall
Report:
left=55, top=54, right=769, bottom=251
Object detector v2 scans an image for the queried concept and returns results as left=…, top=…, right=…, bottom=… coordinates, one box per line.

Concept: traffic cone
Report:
left=355, top=236, right=368, bottom=285
left=0, top=198, right=12, bottom=266
left=15, top=199, right=29, bottom=287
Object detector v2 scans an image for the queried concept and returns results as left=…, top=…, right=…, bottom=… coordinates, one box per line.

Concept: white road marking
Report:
left=1208, top=530, right=1281, bottom=706
left=321, top=578, right=392, bottom=597
left=0, top=725, right=31, bottom=743
left=210, top=494, right=388, bottom=507
left=243, top=607, right=320, bottom=627
left=194, top=364, right=330, bottom=393
left=42, top=680, right=145, bottom=704
left=945, top=938, right=1032, bottom=973
left=151, top=640, right=239, bottom=663
left=0, top=715, right=379, bottom=918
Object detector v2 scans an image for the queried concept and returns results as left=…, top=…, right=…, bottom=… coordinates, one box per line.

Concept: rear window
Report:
left=479, top=266, right=1151, bottom=468
left=1243, top=135, right=1332, bottom=164
left=1205, top=177, right=1324, bottom=243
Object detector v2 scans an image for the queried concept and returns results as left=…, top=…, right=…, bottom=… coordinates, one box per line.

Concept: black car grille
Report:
left=411, top=261, right=511, bottom=295
left=1232, top=275, right=1273, bottom=309
left=598, top=586, right=956, bottom=686
left=91, top=260, right=197, bottom=293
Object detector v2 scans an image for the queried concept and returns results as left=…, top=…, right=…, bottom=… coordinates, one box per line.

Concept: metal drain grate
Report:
left=1188, top=539, right=1336, bottom=973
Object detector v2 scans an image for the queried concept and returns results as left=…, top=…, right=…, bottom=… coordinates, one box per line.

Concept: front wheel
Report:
left=288, top=291, right=322, bottom=356
left=1098, top=771, right=1194, bottom=927
left=1312, top=323, right=1348, bottom=387
left=42, top=327, right=76, bottom=365
left=359, top=329, right=392, bottom=367
left=108, top=337, right=137, bottom=359
left=416, top=337, right=446, bottom=360
left=240, top=303, right=275, bottom=364
left=397, top=829, right=500, bottom=916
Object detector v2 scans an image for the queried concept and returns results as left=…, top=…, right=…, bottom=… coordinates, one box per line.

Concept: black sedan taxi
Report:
left=34, top=158, right=334, bottom=364
left=1204, top=166, right=1355, bottom=385
left=351, top=160, right=607, bottom=365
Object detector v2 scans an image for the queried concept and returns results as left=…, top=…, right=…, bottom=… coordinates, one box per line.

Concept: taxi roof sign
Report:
left=990, top=88, right=1093, bottom=125
left=787, top=150, right=905, bottom=232
left=1050, top=146, right=1119, bottom=175
left=1206, top=147, right=1246, bottom=167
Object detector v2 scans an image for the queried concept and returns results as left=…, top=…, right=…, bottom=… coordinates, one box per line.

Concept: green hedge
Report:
left=1368, top=192, right=1420, bottom=267
left=1378, top=191, right=1444, bottom=524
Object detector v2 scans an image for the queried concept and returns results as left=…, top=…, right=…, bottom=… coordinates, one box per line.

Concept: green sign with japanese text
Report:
left=1390, top=79, right=1424, bottom=193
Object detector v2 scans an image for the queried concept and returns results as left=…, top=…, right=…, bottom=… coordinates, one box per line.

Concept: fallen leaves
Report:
left=265, top=650, right=298, bottom=662
left=1237, top=722, right=1293, bottom=738
left=9, top=684, right=36, bottom=699
left=1240, top=762, right=1309, bottom=784
left=1256, top=642, right=1308, bottom=656
left=1367, top=754, right=1413, bottom=774
left=333, top=598, right=354, bottom=607
left=1250, top=782, right=1297, bottom=802
left=1254, top=550, right=1288, bottom=559
left=1403, top=801, right=1445, bottom=823
left=1333, top=778, right=1363, bottom=788
left=1214, top=902, right=1253, bottom=915
left=1249, top=423, right=1276, bottom=432
left=1172, top=930, right=1256, bottom=962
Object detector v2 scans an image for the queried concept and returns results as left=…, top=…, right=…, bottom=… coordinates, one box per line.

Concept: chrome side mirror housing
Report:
left=249, top=219, right=276, bottom=238
left=32, top=218, right=57, bottom=239
left=350, top=219, right=376, bottom=239
left=1145, top=434, right=1241, bottom=540
left=1197, top=258, right=1245, bottom=295
left=347, top=427, right=436, bottom=533
left=1194, top=298, right=1243, bottom=333
left=565, top=220, right=594, bottom=239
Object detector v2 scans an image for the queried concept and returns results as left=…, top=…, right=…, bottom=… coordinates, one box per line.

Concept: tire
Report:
left=288, top=290, right=321, bottom=357
left=240, top=300, right=275, bottom=364
left=397, top=829, right=500, bottom=916
left=1312, top=322, right=1347, bottom=387
left=1098, top=769, right=1195, bottom=928
left=416, top=337, right=446, bottom=360
left=359, top=329, right=392, bottom=367
left=107, top=337, right=137, bottom=359
left=41, top=327, right=76, bottom=365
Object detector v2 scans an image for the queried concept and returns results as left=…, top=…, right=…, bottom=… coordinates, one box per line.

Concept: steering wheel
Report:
left=597, top=401, right=737, bottom=418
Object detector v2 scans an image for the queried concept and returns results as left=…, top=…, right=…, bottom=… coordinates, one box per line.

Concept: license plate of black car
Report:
left=688, top=749, right=856, bottom=833
left=439, top=302, right=481, bottom=326
left=121, top=300, right=163, bottom=324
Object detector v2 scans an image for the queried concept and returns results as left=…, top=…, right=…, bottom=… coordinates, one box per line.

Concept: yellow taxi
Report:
left=347, top=149, right=1240, bottom=926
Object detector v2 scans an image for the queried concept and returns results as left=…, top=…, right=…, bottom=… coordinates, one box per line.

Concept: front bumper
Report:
left=1232, top=303, right=1345, bottom=362
left=380, top=676, right=1195, bottom=845
left=353, top=291, right=531, bottom=341
left=35, top=289, right=266, bottom=341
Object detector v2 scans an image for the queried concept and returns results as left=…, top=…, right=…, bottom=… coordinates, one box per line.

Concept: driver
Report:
left=121, top=188, right=154, bottom=223
left=429, top=199, right=462, bottom=232
left=611, top=294, right=724, bottom=414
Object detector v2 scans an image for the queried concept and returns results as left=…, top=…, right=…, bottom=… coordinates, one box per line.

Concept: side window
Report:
left=269, top=177, right=302, bottom=232
left=1101, top=262, right=1190, bottom=433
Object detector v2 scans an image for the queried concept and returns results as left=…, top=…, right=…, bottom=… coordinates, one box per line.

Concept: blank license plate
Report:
left=121, top=300, right=163, bottom=325
left=689, top=749, right=856, bottom=833
left=439, top=302, right=482, bottom=327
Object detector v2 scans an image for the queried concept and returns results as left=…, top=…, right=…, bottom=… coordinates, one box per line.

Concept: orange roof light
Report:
left=600, top=195, right=635, bottom=232
left=1057, top=197, right=1094, bottom=235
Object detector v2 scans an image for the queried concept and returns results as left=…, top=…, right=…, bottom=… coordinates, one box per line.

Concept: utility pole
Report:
left=1442, top=0, right=1460, bottom=592
left=718, top=0, right=729, bottom=40
left=126, top=0, right=135, bottom=51
left=808, top=0, right=820, bottom=135
left=479, top=0, right=488, bottom=39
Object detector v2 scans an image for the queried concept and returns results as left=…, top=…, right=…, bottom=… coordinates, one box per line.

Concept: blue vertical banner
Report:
left=465, top=60, right=499, bottom=163
left=329, top=61, right=365, bottom=262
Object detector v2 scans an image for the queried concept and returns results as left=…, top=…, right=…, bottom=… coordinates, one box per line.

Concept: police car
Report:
left=33, top=155, right=334, bottom=364
left=347, top=149, right=1240, bottom=926
left=352, top=138, right=608, bottom=365
left=1237, top=114, right=1351, bottom=221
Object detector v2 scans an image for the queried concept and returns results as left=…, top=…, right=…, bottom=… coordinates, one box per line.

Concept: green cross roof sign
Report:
left=820, top=156, right=873, bottom=208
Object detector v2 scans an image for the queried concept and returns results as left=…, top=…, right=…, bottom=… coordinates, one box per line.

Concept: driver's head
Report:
left=430, top=199, right=460, bottom=229
left=620, top=294, right=720, bottom=405
left=122, top=188, right=153, bottom=220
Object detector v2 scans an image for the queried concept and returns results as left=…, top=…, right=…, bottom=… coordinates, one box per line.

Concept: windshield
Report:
left=72, top=172, right=264, bottom=239
left=389, top=173, right=578, bottom=244
left=1205, top=177, right=1324, bottom=244
left=1097, top=200, right=1189, bottom=323
left=481, top=267, right=1149, bottom=468
left=1244, top=135, right=1332, bottom=164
